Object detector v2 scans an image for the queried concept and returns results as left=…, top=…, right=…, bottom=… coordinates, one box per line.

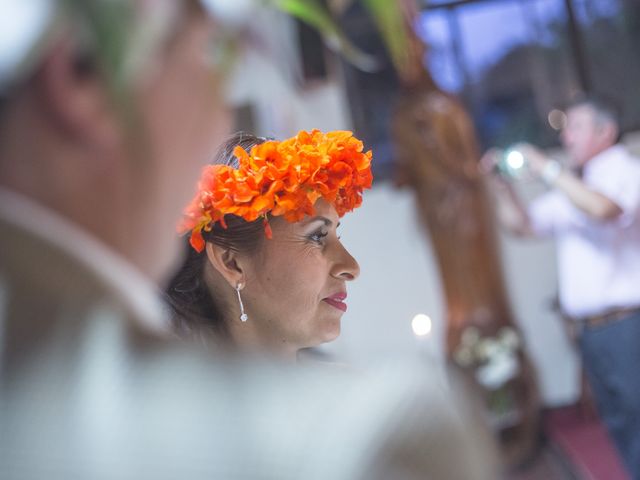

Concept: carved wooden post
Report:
left=391, top=0, right=540, bottom=467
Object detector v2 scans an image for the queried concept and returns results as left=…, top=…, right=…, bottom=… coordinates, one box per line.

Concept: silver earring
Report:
left=236, top=283, right=248, bottom=322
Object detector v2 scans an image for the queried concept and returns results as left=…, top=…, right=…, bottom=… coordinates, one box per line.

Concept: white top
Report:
left=0, top=187, right=168, bottom=331
left=528, top=145, right=640, bottom=318
left=0, top=0, right=52, bottom=91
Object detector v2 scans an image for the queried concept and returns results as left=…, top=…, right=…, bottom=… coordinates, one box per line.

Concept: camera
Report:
left=494, top=148, right=531, bottom=180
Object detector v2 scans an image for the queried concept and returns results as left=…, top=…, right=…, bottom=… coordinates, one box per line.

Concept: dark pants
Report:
left=579, top=310, right=640, bottom=479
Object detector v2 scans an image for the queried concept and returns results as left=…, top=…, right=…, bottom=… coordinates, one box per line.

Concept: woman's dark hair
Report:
left=165, top=132, right=269, bottom=342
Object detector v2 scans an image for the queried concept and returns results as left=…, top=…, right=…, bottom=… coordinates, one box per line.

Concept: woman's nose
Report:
left=331, top=241, right=360, bottom=281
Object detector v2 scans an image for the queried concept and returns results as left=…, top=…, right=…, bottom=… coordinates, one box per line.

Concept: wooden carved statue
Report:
left=391, top=0, right=540, bottom=468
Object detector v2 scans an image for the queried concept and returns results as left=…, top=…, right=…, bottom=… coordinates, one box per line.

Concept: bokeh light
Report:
left=411, top=314, right=432, bottom=337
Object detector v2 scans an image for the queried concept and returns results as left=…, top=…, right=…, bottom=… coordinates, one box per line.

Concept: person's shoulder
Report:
left=608, top=144, right=640, bottom=170
left=585, top=145, right=640, bottom=186
left=326, top=361, right=500, bottom=480
left=612, top=147, right=640, bottom=186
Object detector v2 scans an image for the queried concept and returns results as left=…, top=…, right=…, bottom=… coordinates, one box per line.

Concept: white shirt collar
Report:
left=0, top=187, right=168, bottom=333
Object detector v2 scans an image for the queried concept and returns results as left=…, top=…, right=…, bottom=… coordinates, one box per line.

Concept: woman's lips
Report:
left=323, top=292, right=347, bottom=312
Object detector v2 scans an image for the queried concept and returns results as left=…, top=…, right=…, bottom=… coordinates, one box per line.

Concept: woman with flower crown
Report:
left=166, top=130, right=372, bottom=359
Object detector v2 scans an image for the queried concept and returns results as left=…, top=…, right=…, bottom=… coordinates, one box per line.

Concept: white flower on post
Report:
left=476, top=349, right=520, bottom=390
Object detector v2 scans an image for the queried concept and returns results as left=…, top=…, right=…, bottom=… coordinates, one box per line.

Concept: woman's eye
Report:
left=309, top=231, right=329, bottom=244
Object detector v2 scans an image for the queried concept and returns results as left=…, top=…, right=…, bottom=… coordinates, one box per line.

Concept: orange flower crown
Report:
left=178, top=129, right=373, bottom=252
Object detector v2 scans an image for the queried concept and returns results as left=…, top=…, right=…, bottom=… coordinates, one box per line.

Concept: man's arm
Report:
left=481, top=149, right=535, bottom=237
left=518, top=144, right=623, bottom=221
left=545, top=168, right=622, bottom=220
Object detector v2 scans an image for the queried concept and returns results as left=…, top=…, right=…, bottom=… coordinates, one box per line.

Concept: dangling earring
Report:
left=236, top=282, right=248, bottom=322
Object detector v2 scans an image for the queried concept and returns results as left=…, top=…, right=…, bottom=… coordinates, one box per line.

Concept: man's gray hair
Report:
left=568, top=94, right=621, bottom=128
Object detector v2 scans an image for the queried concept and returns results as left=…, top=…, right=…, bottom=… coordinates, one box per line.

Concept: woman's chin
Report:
left=299, top=317, right=341, bottom=349
left=319, top=320, right=341, bottom=343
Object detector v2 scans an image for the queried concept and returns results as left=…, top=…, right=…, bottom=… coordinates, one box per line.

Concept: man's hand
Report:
left=514, top=143, right=551, bottom=178
left=479, top=148, right=513, bottom=188
left=480, top=148, right=534, bottom=237
left=479, top=148, right=504, bottom=176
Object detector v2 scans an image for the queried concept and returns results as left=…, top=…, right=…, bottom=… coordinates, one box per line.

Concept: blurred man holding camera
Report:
left=483, top=96, right=640, bottom=478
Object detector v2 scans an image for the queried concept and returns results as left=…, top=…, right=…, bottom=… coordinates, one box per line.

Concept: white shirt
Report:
left=529, top=145, right=640, bottom=318
left=0, top=187, right=168, bottom=331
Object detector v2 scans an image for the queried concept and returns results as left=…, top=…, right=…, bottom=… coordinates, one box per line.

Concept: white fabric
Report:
left=0, top=0, right=227, bottom=93
left=529, top=145, right=640, bottom=318
left=201, top=0, right=256, bottom=26
left=0, top=0, right=53, bottom=91
left=0, top=187, right=167, bottom=331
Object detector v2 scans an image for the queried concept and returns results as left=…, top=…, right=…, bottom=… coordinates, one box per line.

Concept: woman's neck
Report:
left=227, top=318, right=298, bottom=361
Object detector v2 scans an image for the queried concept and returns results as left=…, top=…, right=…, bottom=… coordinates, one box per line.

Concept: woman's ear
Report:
left=205, top=242, right=245, bottom=287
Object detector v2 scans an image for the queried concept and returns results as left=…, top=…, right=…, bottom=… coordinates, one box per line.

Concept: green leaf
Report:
left=360, top=0, right=410, bottom=74
left=269, top=0, right=380, bottom=72
left=62, top=0, right=135, bottom=115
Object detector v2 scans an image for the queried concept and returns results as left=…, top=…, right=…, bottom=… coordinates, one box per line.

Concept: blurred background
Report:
left=224, top=0, right=640, bottom=477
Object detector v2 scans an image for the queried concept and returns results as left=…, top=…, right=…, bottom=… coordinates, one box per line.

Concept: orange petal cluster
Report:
left=178, top=129, right=373, bottom=252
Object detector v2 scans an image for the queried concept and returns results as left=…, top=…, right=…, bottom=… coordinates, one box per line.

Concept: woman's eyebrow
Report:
left=305, top=216, right=333, bottom=227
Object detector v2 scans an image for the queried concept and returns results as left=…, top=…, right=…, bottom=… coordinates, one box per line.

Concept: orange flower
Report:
left=178, top=129, right=373, bottom=252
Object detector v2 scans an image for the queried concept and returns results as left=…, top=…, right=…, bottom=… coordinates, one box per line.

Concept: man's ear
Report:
left=34, top=39, right=120, bottom=149
left=601, top=121, right=619, bottom=145
left=205, top=242, right=245, bottom=288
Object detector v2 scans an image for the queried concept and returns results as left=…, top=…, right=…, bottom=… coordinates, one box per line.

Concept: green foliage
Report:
left=269, top=0, right=409, bottom=74
left=62, top=0, right=134, bottom=104
left=271, top=0, right=379, bottom=71
left=360, top=0, right=409, bottom=74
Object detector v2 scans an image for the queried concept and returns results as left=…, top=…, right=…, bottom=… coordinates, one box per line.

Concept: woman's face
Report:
left=241, top=199, right=360, bottom=352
